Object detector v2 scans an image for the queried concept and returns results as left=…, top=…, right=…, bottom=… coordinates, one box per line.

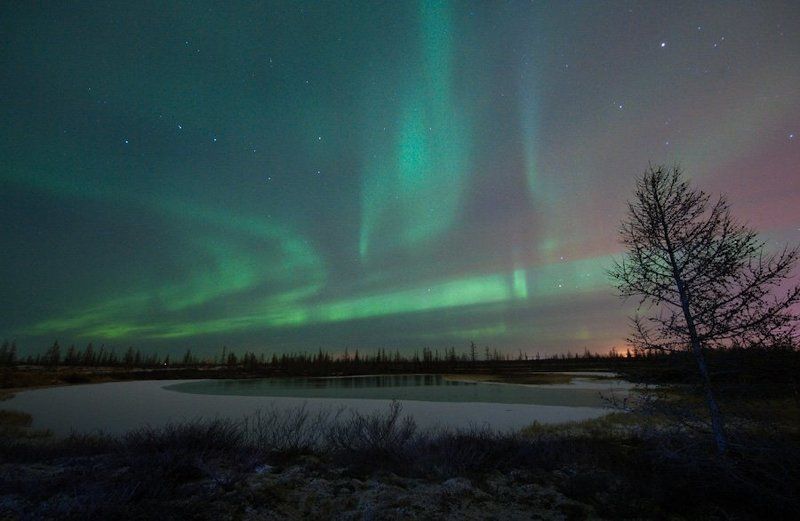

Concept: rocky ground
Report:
left=0, top=456, right=601, bottom=521
left=229, top=464, right=593, bottom=521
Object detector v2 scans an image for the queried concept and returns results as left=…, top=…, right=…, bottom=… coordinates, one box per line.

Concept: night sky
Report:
left=2, top=1, right=799, bottom=356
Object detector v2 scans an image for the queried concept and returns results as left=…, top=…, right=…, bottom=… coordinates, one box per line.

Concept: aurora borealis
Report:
left=2, top=1, right=799, bottom=356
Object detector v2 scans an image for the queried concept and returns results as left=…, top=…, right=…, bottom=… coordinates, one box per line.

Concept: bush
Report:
left=123, top=418, right=245, bottom=456
left=327, top=401, right=416, bottom=469
left=245, top=403, right=337, bottom=454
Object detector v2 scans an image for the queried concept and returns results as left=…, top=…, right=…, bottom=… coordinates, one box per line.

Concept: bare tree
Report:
left=610, top=165, right=800, bottom=455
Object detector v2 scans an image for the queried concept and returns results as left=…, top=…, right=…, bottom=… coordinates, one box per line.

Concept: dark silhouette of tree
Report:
left=610, top=165, right=800, bottom=455
left=64, top=344, right=79, bottom=365
left=82, top=343, right=95, bottom=366
left=0, top=340, right=15, bottom=366
left=123, top=346, right=136, bottom=367
left=45, top=341, right=61, bottom=366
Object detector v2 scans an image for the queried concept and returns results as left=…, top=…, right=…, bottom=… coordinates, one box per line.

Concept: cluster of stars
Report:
left=114, top=107, right=333, bottom=186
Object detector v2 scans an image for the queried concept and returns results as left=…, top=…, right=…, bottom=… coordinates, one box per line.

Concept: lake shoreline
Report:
left=6, top=376, right=623, bottom=436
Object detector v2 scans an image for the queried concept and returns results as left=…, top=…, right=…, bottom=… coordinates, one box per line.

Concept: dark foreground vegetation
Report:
left=1, top=397, right=798, bottom=520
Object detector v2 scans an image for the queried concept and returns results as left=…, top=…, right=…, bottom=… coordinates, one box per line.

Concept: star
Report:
left=660, top=41, right=666, bottom=48
left=789, top=133, right=795, bottom=140
left=124, top=139, right=129, bottom=144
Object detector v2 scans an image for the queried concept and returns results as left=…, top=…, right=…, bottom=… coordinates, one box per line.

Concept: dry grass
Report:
left=0, top=409, right=32, bottom=428
left=0, top=409, right=51, bottom=440
left=520, top=411, right=644, bottom=438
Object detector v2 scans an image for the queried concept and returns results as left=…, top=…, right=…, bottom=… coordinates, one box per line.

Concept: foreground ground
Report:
left=1, top=353, right=799, bottom=520
left=2, top=400, right=799, bottom=519
left=0, top=409, right=798, bottom=519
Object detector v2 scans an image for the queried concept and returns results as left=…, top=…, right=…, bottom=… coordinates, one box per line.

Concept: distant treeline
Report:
left=1, top=339, right=638, bottom=370
left=2, top=340, right=796, bottom=382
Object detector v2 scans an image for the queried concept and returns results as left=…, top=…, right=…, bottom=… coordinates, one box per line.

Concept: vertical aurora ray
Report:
left=521, top=67, right=540, bottom=203
left=512, top=268, right=528, bottom=299
left=518, top=46, right=563, bottom=261
left=359, top=0, right=472, bottom=260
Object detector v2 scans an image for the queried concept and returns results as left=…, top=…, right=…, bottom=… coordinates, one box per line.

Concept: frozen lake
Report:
left=6, top=374, right=631, bottom=435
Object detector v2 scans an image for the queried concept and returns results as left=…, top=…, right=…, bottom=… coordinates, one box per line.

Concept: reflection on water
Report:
left=226, top=374, right=468, bottom=389
left=166, top=374, right=626, bottom=407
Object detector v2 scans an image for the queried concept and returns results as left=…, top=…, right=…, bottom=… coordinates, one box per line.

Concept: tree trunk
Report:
left=670, top=277, right=728, bottom=455
left=689, top=336, right=728, bottom=455
left=672, top=278, right=728, bottom=455
left=652, top=177, right=728, bottom=456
